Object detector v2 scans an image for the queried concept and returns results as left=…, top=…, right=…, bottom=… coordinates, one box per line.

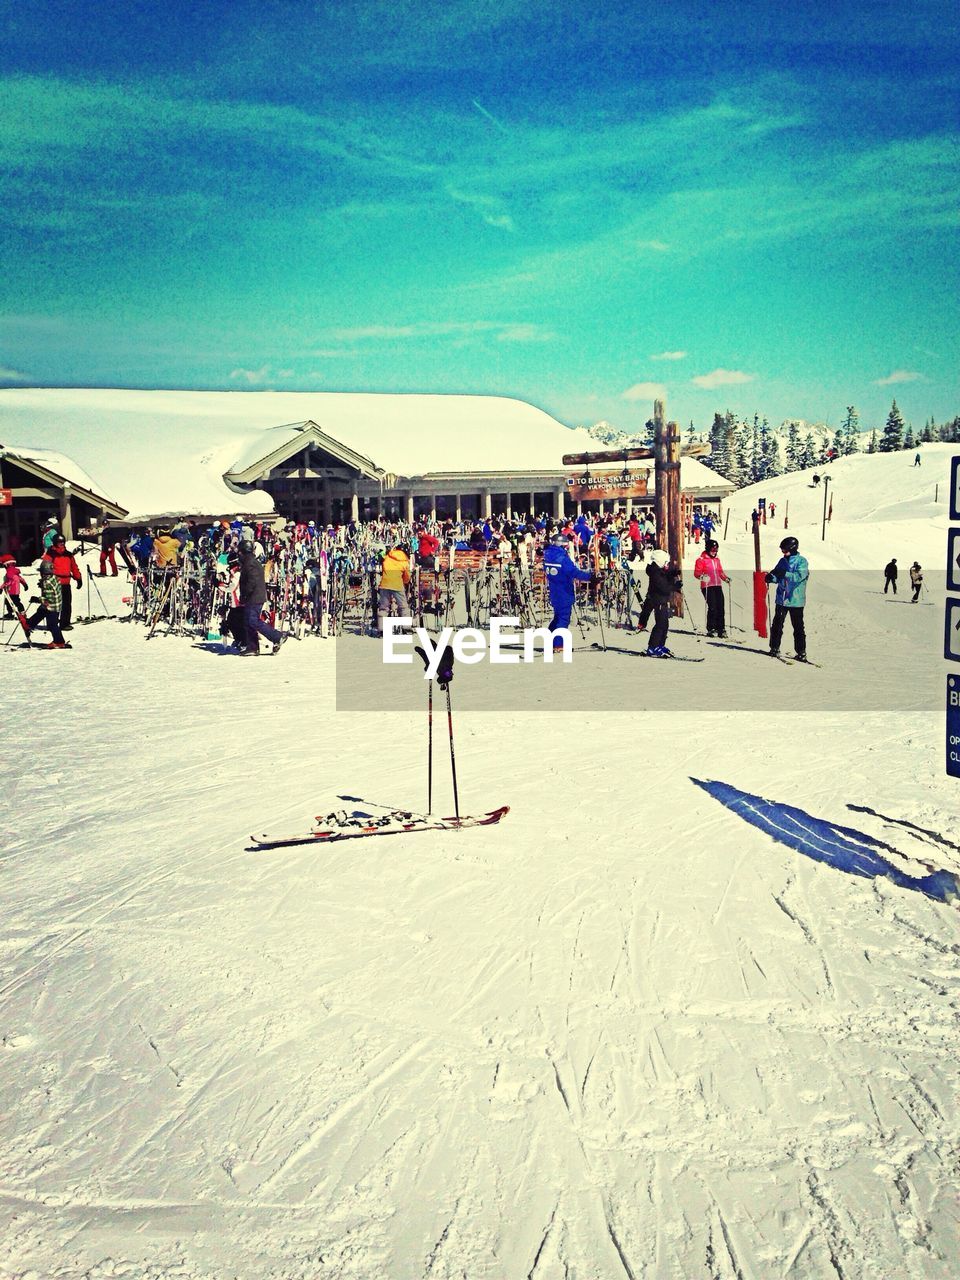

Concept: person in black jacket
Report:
left=237, top=541, right=286, bottom=656
left=883, top=558, right=897, bottom=594
left=643, top=548, right=683, bottom=657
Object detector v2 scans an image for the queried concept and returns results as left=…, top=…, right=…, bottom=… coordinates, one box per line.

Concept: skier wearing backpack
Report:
left=910, top=562, right=923, bottom=602
left=766, top=536, right=809, bottom=661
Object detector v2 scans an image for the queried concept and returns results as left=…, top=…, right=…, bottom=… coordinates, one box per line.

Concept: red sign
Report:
left=0, top=489, right=12, bottom=506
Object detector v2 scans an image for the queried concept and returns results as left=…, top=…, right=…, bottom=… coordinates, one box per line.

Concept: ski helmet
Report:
left=239, top=538, right=255, bottom=553
left=39, top=559, right=55, bottom=575
left=649, top=548, right=670, bottom=568
left=780, top=536, right=799, bottom=554
left=706, top=539, right=719, bottom=553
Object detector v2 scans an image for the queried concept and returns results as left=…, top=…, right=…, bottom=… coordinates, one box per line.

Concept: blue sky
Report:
left=1, top=0, right=958, bottom=433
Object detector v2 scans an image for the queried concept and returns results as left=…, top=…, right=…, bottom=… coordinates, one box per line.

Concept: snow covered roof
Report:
left=679, top=455, right=735, bottom=493
left=1, top=441, right=124, bottom=510
left=0, top=388, right=599, bottom=519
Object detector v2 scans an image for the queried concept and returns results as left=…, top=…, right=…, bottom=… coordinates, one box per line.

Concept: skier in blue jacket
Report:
left=544, top=535, right=593, bottom=649
left=766, top=535, right=809, bottom=661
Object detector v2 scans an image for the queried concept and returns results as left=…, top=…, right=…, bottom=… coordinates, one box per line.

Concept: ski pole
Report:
left=444, top=682, right=460, bottom=824
left=427, top=677, right=434, bottom=817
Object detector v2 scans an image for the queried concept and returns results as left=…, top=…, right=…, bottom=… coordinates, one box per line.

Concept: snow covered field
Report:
left=2, top=447, right=960, bottom=1279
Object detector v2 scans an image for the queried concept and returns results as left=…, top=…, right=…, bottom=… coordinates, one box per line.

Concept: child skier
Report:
left=27, top=561, right=70, bottom=648
left=766, top=536, right=809, bottom=661
left=693, top=538, right=730, bottom=637
left=642, top=548, right=683, bottom=657
left=0, top=554, right=26, bottom=614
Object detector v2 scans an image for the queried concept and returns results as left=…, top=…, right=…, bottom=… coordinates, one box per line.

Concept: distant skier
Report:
left=544, top=534, right=592, bottom=649
left=883, top=558, right=898, bottom=594
left=914, top=452, right=921, bottom=467
left=766, top=536, right=809, bottom=661
left=694, top=539, right=730, bottom=637
left=642, top=548, right=683, bottom=657
left=909, top=562, right=923, bottom=603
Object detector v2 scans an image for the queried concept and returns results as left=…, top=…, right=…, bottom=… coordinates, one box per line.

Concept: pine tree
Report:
left=841, top=405, right=861, bottom=455
left=880, top=400, right=905, bottom=452
left=867, top=429, right=878, bottom=454
left=903, top=424, right=915, bottom=450
left=761, top=419, right=782, bottom=477
left=800, top=432, right=817, bottom=469
left=785, top=422, right=801, bottom=471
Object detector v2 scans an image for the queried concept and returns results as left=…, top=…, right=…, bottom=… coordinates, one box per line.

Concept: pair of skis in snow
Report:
left=249, top=642, right=510, bottom=850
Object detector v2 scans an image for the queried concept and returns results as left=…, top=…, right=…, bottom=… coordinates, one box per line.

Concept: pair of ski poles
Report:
left=415, top=645, right=460, bottom=823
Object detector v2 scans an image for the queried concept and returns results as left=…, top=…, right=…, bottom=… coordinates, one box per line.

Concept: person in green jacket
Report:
left=27, top=561, right=70, bottom=648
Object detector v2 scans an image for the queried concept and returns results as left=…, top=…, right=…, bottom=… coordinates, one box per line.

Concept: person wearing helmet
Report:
left=41, top=517, right=59, bottom=551
left=544, top=534, right=593, bottom=649
left=641, top=548, right=683, bottom=657
left=909, top=561, right=923, bottom=603
left=26, top=560, right=70, bottom=647
left=237, top=541, right=287, bottom=655
left=883, top=557, right=898, bottom=595
left=766, top=536, right=810, bottom=661
left=43, top=533, right=82, bottom=630
left=693, top=538, right=730, bottom=637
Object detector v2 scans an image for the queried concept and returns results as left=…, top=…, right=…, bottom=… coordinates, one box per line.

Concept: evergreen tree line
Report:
left=696, top=403, right=960, bottom=488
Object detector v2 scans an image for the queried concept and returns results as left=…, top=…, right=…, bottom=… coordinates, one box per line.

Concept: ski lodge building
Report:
left=0, top=390, right=733, bottom=545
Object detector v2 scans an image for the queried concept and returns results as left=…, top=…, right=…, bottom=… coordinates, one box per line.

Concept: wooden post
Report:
left=821, top=477, right=830, bottom=541
left=723, top=506, right=730, bottom=539
left=653, top=401, right=683, bottom=615
left=653, top=399, right=669, bottom=549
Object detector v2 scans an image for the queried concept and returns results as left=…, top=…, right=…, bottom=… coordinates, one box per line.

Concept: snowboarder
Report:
left=27, top=561, right=70, bottom=648
left=909, top=562, right=923, bottom=602
left=694, top=539, right=730, bottom=637
left=883, top=559, right=898, bottom=594
left=237, top=540, right=287, bottom=655
left=544, top=534, right=593, bottom=649
left=766, top=536, right=809, bottom=661
left=643, top=548, right=682, bottom=657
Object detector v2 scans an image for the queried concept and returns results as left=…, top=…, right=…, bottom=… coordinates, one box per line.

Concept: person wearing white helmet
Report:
left=641, top=548, right=683, bottom=657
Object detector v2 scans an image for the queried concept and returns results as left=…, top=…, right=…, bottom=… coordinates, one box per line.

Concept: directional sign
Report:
left=944, top=598, right=960, bottom=663
left=948, top=528, right=960, bottom=592
left=948, top=676, right=960, bottom=778
left=951, top=456, right=960, bottom=521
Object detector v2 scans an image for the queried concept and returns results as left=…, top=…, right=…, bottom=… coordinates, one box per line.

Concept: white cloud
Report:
left=874, top=369, right=924, bottom=386
left=0, top=365, right=29, bottom=382
left=650, top=350, right=687, bottom=361
left=229, top=366, right=271, bottom=385
left=622, top=381, right=667, bottom=402
left=328, top=320, right=553, bottom=343
left=691, top=368, right=755, bottom=389
left=635, top=240, right=671, bottom=252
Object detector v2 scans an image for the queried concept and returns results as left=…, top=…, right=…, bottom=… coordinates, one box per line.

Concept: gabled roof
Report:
left=224, top=421, right=385, bottom=490
left=1, top=443, right=127, bottom=515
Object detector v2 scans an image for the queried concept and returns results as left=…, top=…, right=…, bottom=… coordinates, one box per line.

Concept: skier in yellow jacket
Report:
left=378, top=542, right=411, bottom=633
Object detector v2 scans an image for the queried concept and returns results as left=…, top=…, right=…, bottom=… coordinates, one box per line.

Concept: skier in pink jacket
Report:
left=693, top=539, right=730, bottom=637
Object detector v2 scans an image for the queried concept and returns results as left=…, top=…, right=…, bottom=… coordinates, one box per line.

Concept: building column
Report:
left=405, top=492, right=414, bottom=523
left=482, top=490, right=492, bottom=519
left=455, top=494, right=462, bottom=522
left=350, top=489, right=359, bottom=522
left=626, top=496, right=633, bottom=516
left=528, top=490, right=536, bottom=518
left=576, top=500, right=583, bottom=516
left=60, top=484, right=74, bottom=539
left=554, top=488, right=565, bottom=519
